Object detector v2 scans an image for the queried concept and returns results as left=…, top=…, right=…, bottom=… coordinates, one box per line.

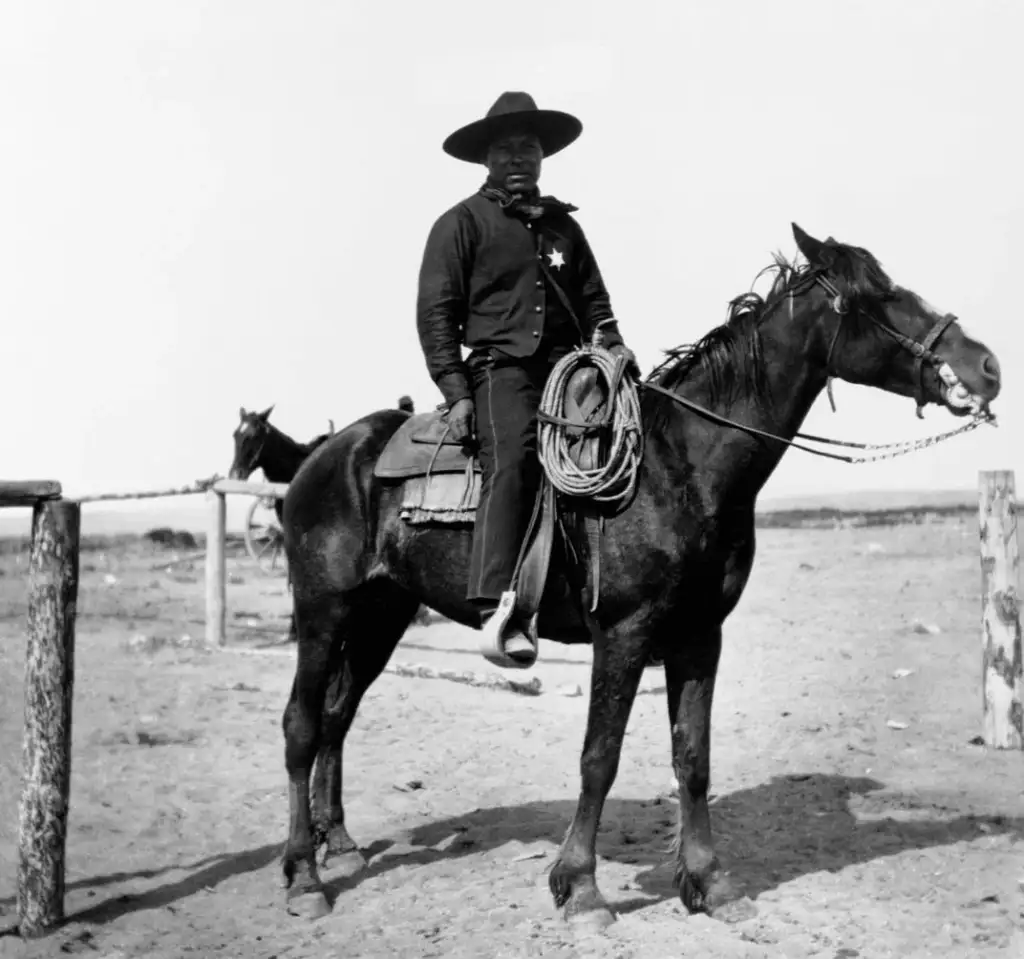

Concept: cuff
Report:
left=437, top=371, right=472, bottom=407
left=596, top=319, right=624, bottom=349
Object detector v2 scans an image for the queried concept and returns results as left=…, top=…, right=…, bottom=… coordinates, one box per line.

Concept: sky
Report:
left=1, top=0, right=1021, bottom=526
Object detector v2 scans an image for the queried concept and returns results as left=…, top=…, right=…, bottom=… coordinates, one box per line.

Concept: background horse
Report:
left=276, top=224, right=1001, bottom=929
left=230, top=404, right=335, bottom=495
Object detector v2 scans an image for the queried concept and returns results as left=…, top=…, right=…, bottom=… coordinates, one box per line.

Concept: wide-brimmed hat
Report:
left=442, top=92, right=582, bottom=164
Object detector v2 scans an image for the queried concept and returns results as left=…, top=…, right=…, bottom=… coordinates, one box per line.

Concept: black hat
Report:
left=442, top=91, right=582, bottom=164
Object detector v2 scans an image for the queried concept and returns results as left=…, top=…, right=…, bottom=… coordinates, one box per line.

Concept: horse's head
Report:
left=792, top=223, right=1001, bottom=419
left=230, top=405, right=275, bottom=480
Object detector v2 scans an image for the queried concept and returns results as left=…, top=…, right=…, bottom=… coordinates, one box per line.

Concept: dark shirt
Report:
left=416, top=190, right=623, bottom=407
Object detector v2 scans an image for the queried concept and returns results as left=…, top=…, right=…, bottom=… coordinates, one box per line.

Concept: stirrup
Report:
left=479, top=591, right=538, bottom=670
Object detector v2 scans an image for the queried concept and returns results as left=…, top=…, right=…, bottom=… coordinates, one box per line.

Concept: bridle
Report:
left=816, top=273, right=959, bottom=420
left=638, top=271, right=995, bottom=464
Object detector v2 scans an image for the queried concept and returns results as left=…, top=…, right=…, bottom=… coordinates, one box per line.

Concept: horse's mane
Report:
left=640, top=238, right=894, bottom=428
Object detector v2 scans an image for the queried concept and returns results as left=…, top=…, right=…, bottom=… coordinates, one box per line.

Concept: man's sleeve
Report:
left=573, top=220, right=624, bottom=349
left=416, top=205, right=475, bottom=407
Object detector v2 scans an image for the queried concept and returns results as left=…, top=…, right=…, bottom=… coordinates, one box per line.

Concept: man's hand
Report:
left=609, top=343, right=641, bottom=380
left=446, top=398, right=475, bottom=443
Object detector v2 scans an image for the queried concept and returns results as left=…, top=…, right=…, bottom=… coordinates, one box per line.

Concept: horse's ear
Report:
left=328, top=418, right=335, bottom=435
left=259, top=404, right=275, bottom=421
left=239, top=406, right=246, bottom=420
left=792, top=222, right=834, bottom=269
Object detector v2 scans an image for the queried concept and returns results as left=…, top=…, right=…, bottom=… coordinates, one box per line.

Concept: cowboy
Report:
left=416, top=91, right=639, bottom=665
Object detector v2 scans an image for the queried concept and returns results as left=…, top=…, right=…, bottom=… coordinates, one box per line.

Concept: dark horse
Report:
left=229, top=405, right=335, bottom=494
left=277, top=225, right=1001, bottom=928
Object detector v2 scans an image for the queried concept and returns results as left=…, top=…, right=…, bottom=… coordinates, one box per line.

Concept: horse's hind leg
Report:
left=310, top=582, right=420, bottom=875
left=281, top=596, right=346, bottom=918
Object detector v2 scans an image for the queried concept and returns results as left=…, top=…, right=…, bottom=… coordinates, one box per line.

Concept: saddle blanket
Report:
left=398, top=469, right=480, bottom=526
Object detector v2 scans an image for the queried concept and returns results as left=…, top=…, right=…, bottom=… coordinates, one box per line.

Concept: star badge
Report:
left=546, top=247, right=565, bottom=270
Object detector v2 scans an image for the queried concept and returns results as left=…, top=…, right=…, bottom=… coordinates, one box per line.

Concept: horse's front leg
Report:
left=664, top=625, right=751, bottom=920
left=548, top=622, right=649, bottom=931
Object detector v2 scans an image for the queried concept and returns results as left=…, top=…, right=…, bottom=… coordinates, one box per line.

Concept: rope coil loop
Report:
left=537, top=345, right=644, bottom=515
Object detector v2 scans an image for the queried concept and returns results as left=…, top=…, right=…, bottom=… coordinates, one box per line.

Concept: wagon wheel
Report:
left=244, top=496, right=286, bottom=574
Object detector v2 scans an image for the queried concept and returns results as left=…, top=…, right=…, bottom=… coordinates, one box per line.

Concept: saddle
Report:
left=374, top=411, right=480, bottom=479
left=373, top=367, right=610, bottom=666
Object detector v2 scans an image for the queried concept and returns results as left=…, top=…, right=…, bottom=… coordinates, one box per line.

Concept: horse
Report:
left=276, top=224, right=1001, bottom=929
left=229, top=405, right=335, bottom=496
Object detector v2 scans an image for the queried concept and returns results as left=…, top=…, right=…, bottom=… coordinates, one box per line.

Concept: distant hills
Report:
left=757, top=488, right=978, bottom=513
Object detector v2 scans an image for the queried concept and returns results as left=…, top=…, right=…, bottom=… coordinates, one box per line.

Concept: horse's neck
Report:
left=260, top=429, right=308, bottom=483
left=660, top=296, right=830, bottom=503
left=745, top=298, right=829, bottom=441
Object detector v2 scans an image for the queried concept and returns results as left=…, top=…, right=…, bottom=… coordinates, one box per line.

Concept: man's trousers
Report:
left=465, top=350, right=564, bottom=605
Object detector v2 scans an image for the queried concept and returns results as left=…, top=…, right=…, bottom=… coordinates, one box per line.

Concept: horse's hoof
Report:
left=680, top=869, right=752, bottom=921
left=285, top=888, right=331, bottom=920
left=561, top=877, right=616, bottom=934
left=679, top=871, right=706, bottom=913
left=322, top=848, right=368, bottom=880
left=567, top=906, right=616, bottom=936
left=709, top=894, right=757, bottom=924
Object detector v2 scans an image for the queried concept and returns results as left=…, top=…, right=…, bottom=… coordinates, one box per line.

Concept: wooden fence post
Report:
left=17, top=498, right=80, bottom=938
left=978, top=470, right=1023, bottom=749
left=205, top=489, right=226, bottom=647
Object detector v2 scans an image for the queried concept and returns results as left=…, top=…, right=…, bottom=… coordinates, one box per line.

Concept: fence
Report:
left=1, top=471, right=1021, bottom=937
left=204, top=478, right=289, bottom=647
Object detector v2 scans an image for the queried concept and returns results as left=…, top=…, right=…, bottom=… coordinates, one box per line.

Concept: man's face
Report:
left=485, top=132, right=543, bottom=194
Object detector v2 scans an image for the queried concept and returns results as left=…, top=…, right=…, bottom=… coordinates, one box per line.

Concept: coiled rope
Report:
left=537, top=345, right=645, bottom=515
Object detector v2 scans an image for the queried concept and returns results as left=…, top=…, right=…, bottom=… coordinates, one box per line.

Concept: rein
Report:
left=638, top=378, right=987, bottom=464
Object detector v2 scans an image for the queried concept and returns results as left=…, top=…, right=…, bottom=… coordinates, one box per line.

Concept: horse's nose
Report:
left=981, top=352, right=1001, bottom=385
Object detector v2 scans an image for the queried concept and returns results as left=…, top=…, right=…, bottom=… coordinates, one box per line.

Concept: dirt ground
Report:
left=1, top=516, right=1022, bottom=958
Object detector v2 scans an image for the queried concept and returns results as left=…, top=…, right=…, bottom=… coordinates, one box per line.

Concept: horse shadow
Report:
left=329, top=772, right=1024, bottom=907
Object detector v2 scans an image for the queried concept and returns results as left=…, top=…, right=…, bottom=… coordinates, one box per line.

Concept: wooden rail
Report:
left=0, top=481, right=62, bottom=506
left=211, top=478, right=289, bottom=499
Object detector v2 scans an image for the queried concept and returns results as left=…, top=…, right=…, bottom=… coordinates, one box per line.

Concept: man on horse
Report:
left=416, top=91, right=639, bottom=665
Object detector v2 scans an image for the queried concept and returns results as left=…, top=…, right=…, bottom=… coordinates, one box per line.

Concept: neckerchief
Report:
left=478, top=183, right=578, bottom=221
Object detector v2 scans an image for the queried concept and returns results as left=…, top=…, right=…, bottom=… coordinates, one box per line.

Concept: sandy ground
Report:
left=1, top=517, right=1022, bottom=958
